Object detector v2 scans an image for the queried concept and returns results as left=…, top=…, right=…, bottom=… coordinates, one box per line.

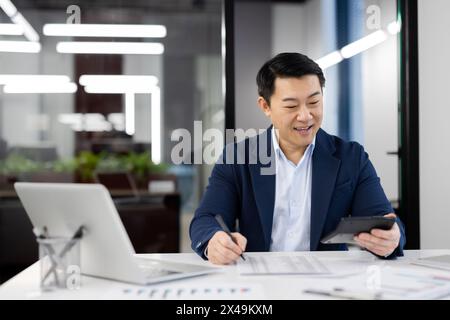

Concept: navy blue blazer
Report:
left=189, top=127, right=406, bottom=259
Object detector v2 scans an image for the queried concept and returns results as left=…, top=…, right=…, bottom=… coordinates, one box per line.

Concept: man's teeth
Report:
left=295, top=126, right=311, bottom=130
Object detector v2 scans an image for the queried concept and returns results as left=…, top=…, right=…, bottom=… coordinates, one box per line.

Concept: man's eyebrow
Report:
left=281, top=91, right=322, bottom=102
left=308, top=91, right=322, bottom=98
left=281, top=97, right=298, bottom=102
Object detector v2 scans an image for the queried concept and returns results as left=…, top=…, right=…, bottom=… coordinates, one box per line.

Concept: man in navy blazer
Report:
left=190, top=52, right=406, bottom=265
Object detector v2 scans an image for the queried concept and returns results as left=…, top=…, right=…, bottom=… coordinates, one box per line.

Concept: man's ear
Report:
left=257, top=97, right=271, bottom=117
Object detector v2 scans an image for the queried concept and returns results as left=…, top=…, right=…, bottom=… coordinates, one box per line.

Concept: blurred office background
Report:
left=0, top=0, right=225, bottom=283
left=0, top=0, right=448, bottom=284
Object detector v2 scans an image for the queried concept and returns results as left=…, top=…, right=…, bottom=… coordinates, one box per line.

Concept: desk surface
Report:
left=1, top=250, right=450, bottom=300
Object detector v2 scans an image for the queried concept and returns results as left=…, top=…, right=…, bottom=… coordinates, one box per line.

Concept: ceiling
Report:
left=11, top=0, right=310, bottom=11
left=11, top=0, right=221, bottom=12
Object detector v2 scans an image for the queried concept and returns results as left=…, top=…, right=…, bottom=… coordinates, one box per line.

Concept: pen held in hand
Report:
left=214, top=214, right=246, bottom=261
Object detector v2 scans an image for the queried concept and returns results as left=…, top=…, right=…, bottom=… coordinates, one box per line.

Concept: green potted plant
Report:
left=75, top=151, right=103, bottom=182
left=0, top=154, right=44, bottom=186
left=121, top=152, right=168, bottom=188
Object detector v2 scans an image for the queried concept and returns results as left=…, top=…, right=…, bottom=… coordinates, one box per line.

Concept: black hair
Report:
left=256, top=52, right=326, bottom=105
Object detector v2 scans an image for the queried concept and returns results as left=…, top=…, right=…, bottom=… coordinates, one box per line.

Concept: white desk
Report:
left=1, top=250, right=450, bottom=300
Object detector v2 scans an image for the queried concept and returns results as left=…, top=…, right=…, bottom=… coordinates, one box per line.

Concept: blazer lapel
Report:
left=310, top=129, right=341, bottom=250
left=249, top=128, right=276, bottom=250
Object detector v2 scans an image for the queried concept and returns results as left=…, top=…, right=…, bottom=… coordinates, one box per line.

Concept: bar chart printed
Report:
left=103, top=283, right=265, bottom=299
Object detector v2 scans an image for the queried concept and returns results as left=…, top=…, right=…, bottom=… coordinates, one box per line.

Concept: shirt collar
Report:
left=271, top=127, right=316, bottom=160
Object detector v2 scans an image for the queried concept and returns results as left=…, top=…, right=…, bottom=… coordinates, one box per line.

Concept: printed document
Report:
left=237, top=255, right=331, bottom=275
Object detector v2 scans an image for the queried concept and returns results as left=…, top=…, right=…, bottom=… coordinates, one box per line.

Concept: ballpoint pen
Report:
left=303, top=288, right=383, bottom=300
left=58, top=226, right=85, bottom=258
left=33, top=226, right=60, bottom=286
left=214, top=214, right=246, bottom=261
left=41, top=226, right=85, bottom=284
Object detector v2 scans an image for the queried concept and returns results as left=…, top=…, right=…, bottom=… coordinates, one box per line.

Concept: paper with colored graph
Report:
left=103, top=283, right=265, bottom=300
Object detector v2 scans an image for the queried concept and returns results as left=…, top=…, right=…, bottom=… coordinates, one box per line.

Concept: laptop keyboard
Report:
left=138, top=262, right=179, bottom=278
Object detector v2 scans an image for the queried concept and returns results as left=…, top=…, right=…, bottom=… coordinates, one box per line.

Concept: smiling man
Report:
left=190, top=52, right=406, bottom=265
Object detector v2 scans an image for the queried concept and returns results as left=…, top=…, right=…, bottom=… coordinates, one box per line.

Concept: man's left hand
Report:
left=354, top=213, right=401, bottom=257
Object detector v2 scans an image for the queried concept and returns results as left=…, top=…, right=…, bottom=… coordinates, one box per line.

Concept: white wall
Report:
left=271, top=4, right=306, bottom=55
left=234, top=1, right=272, bottom=134
left=418, top=0, right=450, bottom=249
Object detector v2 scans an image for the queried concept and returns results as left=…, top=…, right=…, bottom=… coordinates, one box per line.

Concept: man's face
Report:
left=258, top=75, right=324, bottom=151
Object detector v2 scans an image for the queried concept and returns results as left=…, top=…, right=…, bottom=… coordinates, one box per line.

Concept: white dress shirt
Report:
left=270, top=128, right=316, bottom=252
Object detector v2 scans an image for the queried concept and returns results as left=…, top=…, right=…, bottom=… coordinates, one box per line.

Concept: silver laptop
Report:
left=14, top=182, right=218, bottom=285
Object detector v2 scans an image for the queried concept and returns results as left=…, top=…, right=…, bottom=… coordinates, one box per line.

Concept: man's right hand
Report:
left=206, top=231, right=247, bottom=265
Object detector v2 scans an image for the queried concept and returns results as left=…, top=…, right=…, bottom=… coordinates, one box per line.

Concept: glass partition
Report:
left=0, top=0, right=225, bottom=262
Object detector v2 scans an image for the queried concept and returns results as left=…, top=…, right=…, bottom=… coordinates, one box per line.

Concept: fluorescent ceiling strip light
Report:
left=125, top=93, right=135, bottom=135
left=0, top=0, right=40, bottom=41
left=59, top=113, right=112, bottom=132
left=72, top=124, right=111, bottom=132
left=0, top=40, right=41, bottom=53
left=58, top=113, right=82, bottom=124
left=57, top=41, right=164, bottom=55
left=79, top=74, right=161, bottom=153
left=151, top=86, right=161, bottom=165
left=59, top=113, right=125, bottom=133
left=108, top=113, right=125, bottom=131
left=0, top=74, right=70, bottom=85
left=0, top=23, right=23, bottom=35
left=44, top=23, right=167, bottom=38
left=315, top=51, right=343, bottom=70
left=212, top=110, right=225, bottom=124
left=340, top=30, right=388, bottom=59
left=0, top=0, right=17, bottom=17
left=315, top=20, right=398, bottom=71
left=79, top=75, right=158, bottom=87
left=80, top=75, right=158, bottom=94
left=387, top=20, right=402, bottom=35
left=3, top=82, right=77, bottom=93
left=11, top=13, right=39, bottom=41
left=84, top=85, right=156, bottom=94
